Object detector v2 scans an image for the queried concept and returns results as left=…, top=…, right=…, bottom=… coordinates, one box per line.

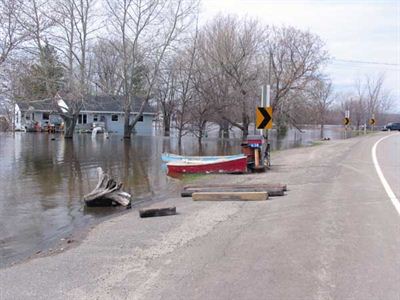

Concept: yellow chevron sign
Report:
left=343, top=117, right=350, bottom=126
left=256, top=107, right=273, bottom=129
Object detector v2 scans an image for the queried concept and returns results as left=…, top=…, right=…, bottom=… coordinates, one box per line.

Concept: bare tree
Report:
left=265, top=26, right=329, bottom=131
left=308, top=78, right=334, bottom=138
left=155, top=58, right=177, bottom=136
left=365, top=74, right=392, bottom=118
left=170, top=42, right=198, bottom=146
left=17, top=0, right=54, bottom=55
left=50, top=0, right=98, bottom=138
left=352, top=78, right=366, bottom=130
left=92, top=40, right=122, bottom=95
left=347, top=74, right=393, bottom=130
left=196, top=15, right=264, bottom=139
left=106, top=0, right=198, bottom=139
left=0, top=0, right=28, bottom=67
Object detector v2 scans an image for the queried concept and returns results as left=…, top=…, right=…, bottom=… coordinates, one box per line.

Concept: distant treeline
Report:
left=0, top=0, right=395, bottom=141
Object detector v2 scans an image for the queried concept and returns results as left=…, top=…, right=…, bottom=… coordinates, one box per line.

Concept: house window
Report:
left=78, top=114, right=87, bottom=124
left=134, top=115, right=144, bottom=122
left=93, top=114, right=98, bottom=122
left=42, top=112, right=50, bottom=120
left=111, top=114, right=118, bottom=122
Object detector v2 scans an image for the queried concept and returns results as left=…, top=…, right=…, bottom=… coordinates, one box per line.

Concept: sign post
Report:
left=343, top=110, right=350, bottom=139
left=257, top=85, right=272, bottom=168
left=369, top=114, right=376, bottom=132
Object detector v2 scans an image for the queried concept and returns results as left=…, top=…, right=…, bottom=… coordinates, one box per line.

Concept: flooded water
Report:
left=0, top=125, right=356, bottom=267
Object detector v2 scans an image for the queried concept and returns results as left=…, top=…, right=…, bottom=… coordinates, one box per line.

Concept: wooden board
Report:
left=184, top=183, right=287, bottom=192
left=192, top=192, right=268, bottom=201
left=182, top=187, right=284, bottom=197
left=139, top=207, right=176, bottom=218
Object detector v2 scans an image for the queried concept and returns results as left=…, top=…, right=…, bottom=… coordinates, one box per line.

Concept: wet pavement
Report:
left=0, top=125, right=355, bottom=267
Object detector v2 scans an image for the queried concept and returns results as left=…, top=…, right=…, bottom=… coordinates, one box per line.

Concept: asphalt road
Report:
left=0, top=132, right=399, bottom=300
left=375, top=133, right=400, bottom=203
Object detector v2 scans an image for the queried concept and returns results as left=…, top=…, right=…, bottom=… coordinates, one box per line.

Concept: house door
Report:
left=100, top=115, right=107, bottom=130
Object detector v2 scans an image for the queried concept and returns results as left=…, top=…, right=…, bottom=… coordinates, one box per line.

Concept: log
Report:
left=192, top=192, right=268, bottom=201
left=139, top=207, right=177, bottom=218
left=84, top=167, right=131, bottom=207
left=183, top=183, right=287, bottom=192
left=181, top=187, right=284, bottom=197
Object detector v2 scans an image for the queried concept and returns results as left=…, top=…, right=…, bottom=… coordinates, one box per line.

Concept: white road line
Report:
left=371, top=134, right=400, bottom=216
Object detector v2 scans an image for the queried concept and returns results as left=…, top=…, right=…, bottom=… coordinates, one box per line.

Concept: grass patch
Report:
left=311, top=141, right=324, bottom=146
left=180, top=173, right=208, bottom=183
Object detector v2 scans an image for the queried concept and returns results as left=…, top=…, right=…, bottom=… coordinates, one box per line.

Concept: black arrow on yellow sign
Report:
left=343, top=117, right=350, bottom=126
left=256, top=107, right=273, bottom=129
left=369, top=118, right=376, bottom=125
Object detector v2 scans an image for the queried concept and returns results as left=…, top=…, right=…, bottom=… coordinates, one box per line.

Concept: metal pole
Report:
left=264, top=85, right=271, bottom=167
left=372, top=113, right=375, bottom=132
left=345, top=110, right=350, bottom=139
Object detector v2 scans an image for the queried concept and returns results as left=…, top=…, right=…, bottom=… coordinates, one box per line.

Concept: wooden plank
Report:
left=182, top=187, right=284, bottom=197
left=192, top=192, right=268, bottom=201
left=184, top=183, right=287, bottom=192
left=139, top=207, right=176, bottom=218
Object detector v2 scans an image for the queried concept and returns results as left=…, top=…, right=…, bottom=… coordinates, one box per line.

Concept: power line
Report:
left=328, top=64, right=400, bottom=72
left=331, top=58, right=400, bottom=67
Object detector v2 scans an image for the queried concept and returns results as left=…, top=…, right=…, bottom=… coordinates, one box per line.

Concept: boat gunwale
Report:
left=166, top=156, right=247, bottom=167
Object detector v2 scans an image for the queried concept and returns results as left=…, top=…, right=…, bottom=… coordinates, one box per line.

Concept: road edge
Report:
left=371, top=133, right=400, bottom=216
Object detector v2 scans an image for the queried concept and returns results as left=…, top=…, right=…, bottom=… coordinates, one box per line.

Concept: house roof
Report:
left=17, top=95, right=156, bottom=114
left=17, top=99, right=57, bottom=111
left=82, top=95, right=156, bottom=113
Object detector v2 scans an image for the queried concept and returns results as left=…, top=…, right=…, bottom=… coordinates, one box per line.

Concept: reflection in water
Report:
left=0, top=125, right=352, bottom=267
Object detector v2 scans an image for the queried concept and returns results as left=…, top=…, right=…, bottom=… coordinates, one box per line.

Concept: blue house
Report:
left=14, top=95, right=156, bottom=135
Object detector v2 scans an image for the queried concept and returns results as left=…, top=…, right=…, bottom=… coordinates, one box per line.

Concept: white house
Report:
left=13, top=95, right=156, bottom=134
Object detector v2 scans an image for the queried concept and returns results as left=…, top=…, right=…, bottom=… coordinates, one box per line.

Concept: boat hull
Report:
left=161, top=153, right=244, bottom=163
left=167, top=157, right=248, bottom=174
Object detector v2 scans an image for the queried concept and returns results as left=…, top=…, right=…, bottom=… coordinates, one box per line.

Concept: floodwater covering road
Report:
left=0, top=125, right=353, bottom=267
left=0, top=132, right=399, bottom=299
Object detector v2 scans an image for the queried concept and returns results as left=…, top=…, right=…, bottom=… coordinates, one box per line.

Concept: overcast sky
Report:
left=199, top=0, right=400, bottom=112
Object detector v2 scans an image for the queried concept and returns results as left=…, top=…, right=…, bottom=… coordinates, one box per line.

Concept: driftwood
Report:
left=84, top=167, right=131, bottom=207
left=139, top=207, right=177, bottom=218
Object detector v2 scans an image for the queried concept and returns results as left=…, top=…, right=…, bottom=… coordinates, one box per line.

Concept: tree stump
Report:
left=84, top=167, right=131, bottom=208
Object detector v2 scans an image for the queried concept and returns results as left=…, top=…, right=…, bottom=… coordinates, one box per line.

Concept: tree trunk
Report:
left=163, top=117, right=170, bottom=136
left=123, top=110, right=132, bottom=139
left=242, top=126, right=249, bottom=140
left=178, top=130, right=183, bottom=147
left=241, top=112, right=249, bottom=140
left=197, top=120, right=207, bottom=146
left=320, top=123, right=324, bottom=139
left=241, top=114, right=250, bottom=140
left=219, top=122, right=229, bottom=139
left=63, top=116, right=77, bottom=139
left=319, top=114, right=325, bottom=138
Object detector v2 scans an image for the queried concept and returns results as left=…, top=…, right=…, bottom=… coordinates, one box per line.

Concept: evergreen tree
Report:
left=22, top=41, right=64, bottom=99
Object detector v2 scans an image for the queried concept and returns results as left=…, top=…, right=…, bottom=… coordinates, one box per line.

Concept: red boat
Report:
left=167, top=156, right=248, bottom=174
